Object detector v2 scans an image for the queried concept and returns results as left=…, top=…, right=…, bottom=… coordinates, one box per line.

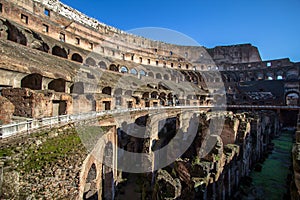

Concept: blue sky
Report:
left=61, top=0, right=300, bottom=62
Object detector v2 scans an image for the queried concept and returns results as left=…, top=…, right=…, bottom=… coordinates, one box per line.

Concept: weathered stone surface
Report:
left=0, top=95, right=15, bottom=124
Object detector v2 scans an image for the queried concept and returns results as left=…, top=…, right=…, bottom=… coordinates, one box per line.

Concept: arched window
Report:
left=257, top=72, right=264, bottom=80
left=102, top=87, right=112, bottom=95
left=151, top=91, right=158, bottom=99
left=70, top=82, right=84, bottom=94
left=139, top=70, right=146, bottom=77
left=163, top=74, right=169, bottom=80
left=99, top=61, right=107, bottom=69
left=52, top=46, right=67, bottom=59
left=156, top=73, right=162, bottom=79
left=85, top=57, right=96, bottom=66
left=120, top=66, right=128, bottom=73
left=114, top=88, right=122, bottom=96
left=130, top=69, right=137, bottom=75
left=48, top=78, right=66, bottom=92
left=71, top=53, right=83, bottom=63
left=277, top=75, right=283, bottom=80
left=109, top=64, right=119, bottom=72
left=148, top=72, right=154, bottom=78
left=125, top=90, right=132, bottom=96
left=21, top=73, right=42, bottom=90
left=286, top=69, right=298, bottom=80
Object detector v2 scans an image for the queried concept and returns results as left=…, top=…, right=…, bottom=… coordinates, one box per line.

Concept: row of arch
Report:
left=21, top=73, right=66, bottom=92
left=222, top=68, right=299, bottom=82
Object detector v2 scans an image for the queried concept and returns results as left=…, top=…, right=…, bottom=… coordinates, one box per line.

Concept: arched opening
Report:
left=52, top=46, right=68, bottom=59
left=142, top=92, right=149, bottom=99
left=257, top=72, right=264, bottom=80
left=139, top=70, right=146, bottom=77
left=276, top=71, right=284, bottom=80
left=120, top=66, right=128, bottom=73
left=102, top=142, right=114, bottom=200
left=125, top=90, right=132, bottom=96
left=71, top=53, right=83, bottom=63
left=266, top=72, right=274, bottom=80
left=83, top=163, right=98, bottom=200
left=171, top=75, right=176, bottom=82
left=21, top=73, right=42, bottom=90
left=86, top=57, right=96, bottom=67
left=286, top=92, right=299, bottom=106
left=5, top=21, right=27, bottom=46
left=286, top=69, right=298, bottom=80
left=48, top=78, right=66, bottom=92
left=130, top=69, right=137, bottom=75
left=109, top=64, right=119, bottom=72
left=151, top=91, right=158, bottom=99
left=163, top=74, right=169, bottom=81
left=156, top=73, right=162, bottom=80
left=114, top=88, right=122, bottom=96
left=159, top=92, right=166, bottom=105
left=277, top=75, right=283, bottom=80
left=102, top=87, right=112, bottom=96
left=148, top=72, right=154, bottom=78
left=70, top=82, right=84, bottom=94
left=99, top=61, right=107, bottom=69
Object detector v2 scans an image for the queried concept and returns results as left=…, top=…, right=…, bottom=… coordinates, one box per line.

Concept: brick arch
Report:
left=78, top=127, right=117, bottom=200
left=85, top=57, right=96, bottom=67
left=71, top=53, right=83, bottom=63
left=79, top=154, right=102, bottom=200
left=21, top=73, right=42, bottom=90
left=52, top=46, right=68, bottom=59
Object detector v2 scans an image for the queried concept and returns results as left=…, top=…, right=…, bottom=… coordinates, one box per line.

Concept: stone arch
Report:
left=109, top=64, right=119, bottom=72
left=130, top=68, right=138, bottom=75
left=266, top=72, right=274, bottom=80
left=21, top=73, right=42, bottom=90
left=120, top=66, right=128, bottom=73
left=256, top=72, right=264, bottom=80
left=163, top=74, right=170, bottom=81
left=156, top=73, right=162, bottom=80
left=170, top=75, right=176, bottom=82
left=142, top=92, right=150, bottom=99
left=151, top=91, right=158, bottom=99
left=276, top=70, right=284, bottom=80
left=139, top=70, right=146, bottom=77
left=114, top=88, right=122, bottom=96
left=70, top=82, right=84, bottom=94
left=52, top=46, right=68, bottom=59
left=5, top=20, right=27, bottom=46
left=48, top=78, right=66, bottom=92
left=99, top=61, right=107, bottom=69
left=102, top=87, right=112, bottom=96
left=71, top=53, right=83, bottom=63
left=83, top=163, right=98, bottom=199
left=286, top=69, right=298, bottom=80
left=286, top=91, right=299, bottom=106
left=148, top=72, right=154, bottom=78
left=102, top=142, right=114, bottom=200
left=86, top=57, right=96, bottom=67
left=125, top=90, right=132, bottom=96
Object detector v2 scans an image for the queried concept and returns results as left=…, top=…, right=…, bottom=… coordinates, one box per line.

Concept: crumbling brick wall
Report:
left=2, top=88, right=52, bottom=118
left=0, top=95, right=15, bottom=124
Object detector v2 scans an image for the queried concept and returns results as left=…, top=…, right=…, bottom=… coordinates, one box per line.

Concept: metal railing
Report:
left=0, top=105, right=299, bottom=139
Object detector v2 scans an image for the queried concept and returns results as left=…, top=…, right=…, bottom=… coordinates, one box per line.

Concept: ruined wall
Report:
left=151, top=111, right=279, bottom=199
left=1, top=88, right=72, bottom=118
left=0, top=95, right=14, bottom=124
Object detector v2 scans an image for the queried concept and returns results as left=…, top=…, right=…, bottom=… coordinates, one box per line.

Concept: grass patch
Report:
left=21, top=128, right=83, bottom=172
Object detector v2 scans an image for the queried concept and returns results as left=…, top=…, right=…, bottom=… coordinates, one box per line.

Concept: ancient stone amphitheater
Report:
left=0, top=0, right=299, bottom=199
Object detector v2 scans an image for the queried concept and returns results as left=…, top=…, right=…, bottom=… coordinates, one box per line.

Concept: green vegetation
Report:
left=22, top=128, right=83, bottom=172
